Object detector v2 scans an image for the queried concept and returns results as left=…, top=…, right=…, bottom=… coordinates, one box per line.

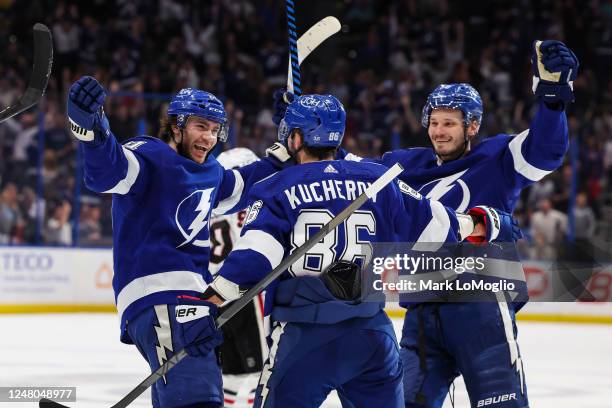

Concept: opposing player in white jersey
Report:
left=209, top=148, right=267, bottom=408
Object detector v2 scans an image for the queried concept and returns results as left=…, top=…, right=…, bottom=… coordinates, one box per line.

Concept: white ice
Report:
left=0, top=314, right=610, bottom=407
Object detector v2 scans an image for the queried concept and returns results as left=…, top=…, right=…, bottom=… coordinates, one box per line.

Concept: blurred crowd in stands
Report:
left=0, top=0, right=611, bottom=257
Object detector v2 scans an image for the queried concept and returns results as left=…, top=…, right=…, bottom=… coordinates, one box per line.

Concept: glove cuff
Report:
left=532, top=77, right=575, bottom=103
left=67, top=102, right=96, bottom=142
left=467, top=206, right=502, bottom=243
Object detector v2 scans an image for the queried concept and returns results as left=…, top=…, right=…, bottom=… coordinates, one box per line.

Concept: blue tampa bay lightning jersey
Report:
left=345, top=103, right=568, bottom=308
left=215, top=160, right=461, bottom=325
left=346, top=103, right=568, bottom=213
left=80, top=135, right=279, bottom=342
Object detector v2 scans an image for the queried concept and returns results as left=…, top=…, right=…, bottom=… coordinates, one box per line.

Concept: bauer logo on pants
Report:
left=175, top=305, right=211, bottom=323
left=477, top=393, right=516, bottom=407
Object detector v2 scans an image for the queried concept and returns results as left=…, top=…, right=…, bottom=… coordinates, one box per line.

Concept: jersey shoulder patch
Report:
left=397, top=180, right=422, bottom=200
left=123, top=140, right=147, bottom=151
left=244, top=200, right=263, bottom=226
left=122, top=136, right=175, bottom=162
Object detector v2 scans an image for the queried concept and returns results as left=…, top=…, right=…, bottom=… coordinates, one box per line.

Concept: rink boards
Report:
left=1, top=246, right=611, bottom=323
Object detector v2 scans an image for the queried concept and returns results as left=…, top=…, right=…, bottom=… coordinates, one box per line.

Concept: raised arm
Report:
left=504, top=40, right=578, bottom=188
left=68, top=76, right=149, bottom=195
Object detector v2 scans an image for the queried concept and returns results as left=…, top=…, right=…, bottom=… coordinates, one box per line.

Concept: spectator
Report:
left=78, top=203, right=104, bottom=246
left=527, top=231, right=557, bottom=261
left=0, top=0, right=610, bottom=247
left=530, top=198, right=568, bottom=246
left=44, top=200, right=72, bottom=246
left=573, top=192, right=597, bottom=239
left=0, top=183, right=22, bottom=244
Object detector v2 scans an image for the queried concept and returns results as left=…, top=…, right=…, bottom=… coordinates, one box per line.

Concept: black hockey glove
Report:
left=321, top=260, right=362, bottom=302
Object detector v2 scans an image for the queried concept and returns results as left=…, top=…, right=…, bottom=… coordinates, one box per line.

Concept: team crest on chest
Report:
left=418, top=169, right=471, bottom=212
left=175, top=188, right=214, bottom=248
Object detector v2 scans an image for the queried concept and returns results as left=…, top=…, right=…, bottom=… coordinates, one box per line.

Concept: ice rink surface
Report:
left=0, top=313, right=610, bottom=408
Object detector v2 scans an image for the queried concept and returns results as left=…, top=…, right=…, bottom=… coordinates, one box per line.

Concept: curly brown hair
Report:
left=158, top=115, right=177, bottom=143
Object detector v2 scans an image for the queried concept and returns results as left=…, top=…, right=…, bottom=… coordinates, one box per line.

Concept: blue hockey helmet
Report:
left=278, top=94, right=346, bottom=148
left=167, top=88, right=229, bottom=141
left=421, top=83, right=483, bottom=128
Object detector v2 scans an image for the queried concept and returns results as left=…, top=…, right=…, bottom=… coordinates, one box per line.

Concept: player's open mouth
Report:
left=194, top=145, right=207, bottom=152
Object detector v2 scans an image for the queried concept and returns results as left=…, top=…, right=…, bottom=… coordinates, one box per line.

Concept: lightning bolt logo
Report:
left=419, top=169, right=471, bottom=212
left=153, top=305, right=173, bottom=384
left=176, top=188, right=214, bottom=248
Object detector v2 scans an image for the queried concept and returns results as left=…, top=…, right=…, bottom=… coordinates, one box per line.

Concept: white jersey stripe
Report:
left=116, top=270, right=207, bottom=324
left=234, top=229, right=284, bottom=269
left=413, top=200, right=451, bottom=250
left=508, top=129, right=552, bottom=181
left=103, top=147, right=141, bottom=194
left=213, top=170, right=245, bottom=215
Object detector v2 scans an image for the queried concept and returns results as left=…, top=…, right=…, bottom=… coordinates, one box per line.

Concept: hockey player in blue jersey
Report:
left=188, top=94, right=518, bottom=408
left=66, top=76, right=291, bottom=408
left=324, top=40, right=577, bottom=407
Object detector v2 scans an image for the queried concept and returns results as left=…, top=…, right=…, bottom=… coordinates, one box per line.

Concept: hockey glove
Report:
left=466, top=206, right=523, bottom=244
left=321, top=260, right=362, bottom=301
left=202, top=275, right=246, bottom=307
left=175, top=295, right=223, bottom=357
left=532, top=40, right=579, bottom=104
left=265, top=142, right=295, bottom=169
left=67, top=76, right=111, bottom=145
left=272, top=88, right=293, bottom=126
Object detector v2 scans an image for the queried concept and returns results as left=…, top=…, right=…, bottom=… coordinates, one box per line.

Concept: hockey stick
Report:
left=286, top=16, right=341, bottom=100
left=39, top=163, right=403, bottom=408
left=286, top=0, right=301, bottom=96
left=0, top=23, right=53, bottom=123
left=40, top=20, right=341, bottom=407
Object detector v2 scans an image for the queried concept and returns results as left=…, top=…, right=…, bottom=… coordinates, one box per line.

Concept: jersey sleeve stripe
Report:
left=102, top=147, right=141, bottom=194
left=508, top=129, right=553, bottom=181
left=213, top=170, right=245, bottom=215
left=414, top=200, right=451, bottom=243
left=116, top=270, right=207, bottom=323
left=234, top=229, right=284, bottom=269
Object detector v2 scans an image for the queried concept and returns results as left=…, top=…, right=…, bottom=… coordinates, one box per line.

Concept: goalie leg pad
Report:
left=321, top=260, right=362, bottom=301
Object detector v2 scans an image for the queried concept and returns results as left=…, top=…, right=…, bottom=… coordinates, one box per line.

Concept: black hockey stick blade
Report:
left=39, top=163, right=403, bottom=408
left=0, top=23, right=53, bottom=123
left=39, top=398, right=70, bottom=408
